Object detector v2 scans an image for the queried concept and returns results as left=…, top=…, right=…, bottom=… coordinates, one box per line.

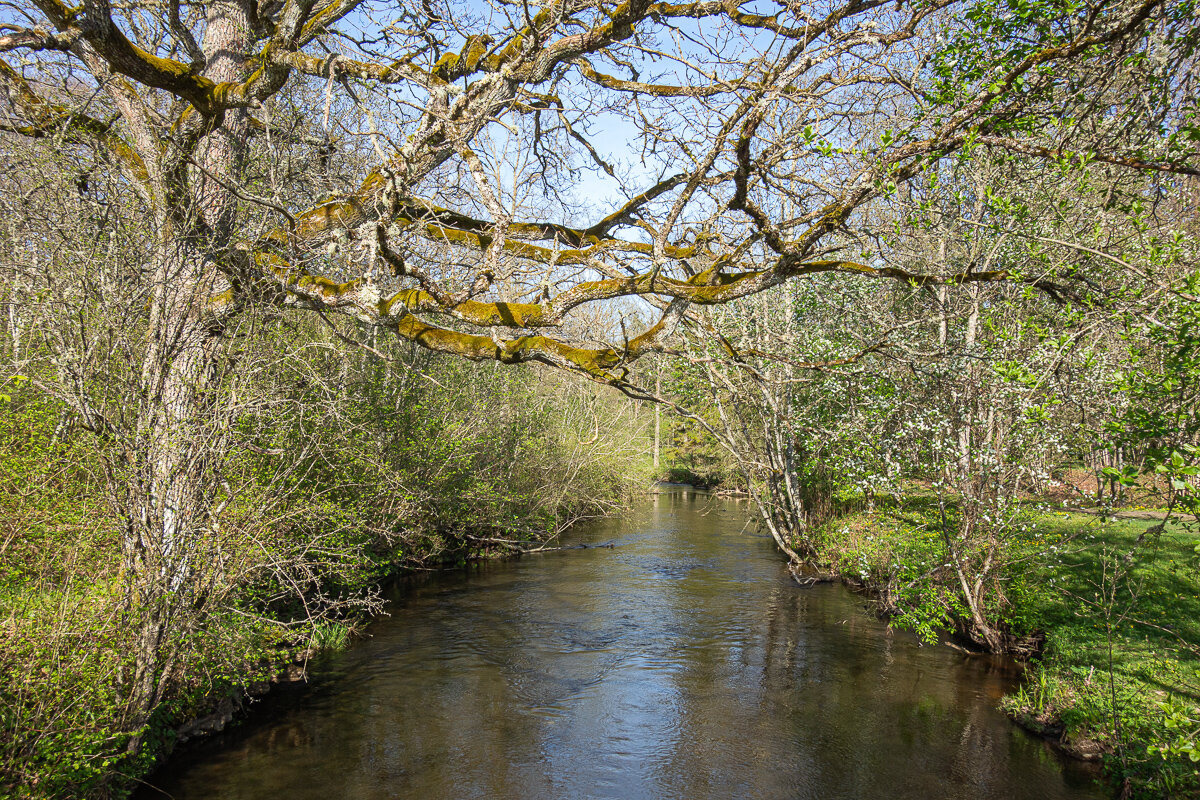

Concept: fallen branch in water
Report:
left=461, top=533, right=616, bottom=555
left=789, top=564, right=837, bottom=587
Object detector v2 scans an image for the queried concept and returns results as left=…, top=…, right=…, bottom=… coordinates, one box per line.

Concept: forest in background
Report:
left=1, top=0, right=1198, bottom=795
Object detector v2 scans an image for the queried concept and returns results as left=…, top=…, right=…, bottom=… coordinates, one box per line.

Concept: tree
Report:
left=0, top=0, right=1194, bottom=736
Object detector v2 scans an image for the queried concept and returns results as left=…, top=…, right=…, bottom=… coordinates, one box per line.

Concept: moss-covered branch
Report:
left=0, top=57, right=150, bottom=183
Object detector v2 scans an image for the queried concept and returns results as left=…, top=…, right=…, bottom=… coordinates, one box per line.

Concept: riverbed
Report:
left=139, top=488, right=1104, bottom=800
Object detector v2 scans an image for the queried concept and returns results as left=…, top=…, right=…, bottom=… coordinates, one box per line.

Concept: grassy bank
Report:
left=816, top=500, right=1200, bottom=798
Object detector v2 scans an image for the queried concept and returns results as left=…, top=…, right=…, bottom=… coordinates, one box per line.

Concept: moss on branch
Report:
left=0, top=57, right=150, bottom=183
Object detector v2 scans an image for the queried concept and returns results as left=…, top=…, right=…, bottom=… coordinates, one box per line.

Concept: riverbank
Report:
left=0, top=505, right=632, bottom=800
left=812, top=500, right=1200, bottom=798
left=0, top=372, right=648, bottom=799
left=138, top=489, right=1105, bottom=800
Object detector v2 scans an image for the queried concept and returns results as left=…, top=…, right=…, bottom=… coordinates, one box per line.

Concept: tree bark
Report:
left=123, top=0, right=252, bottom=730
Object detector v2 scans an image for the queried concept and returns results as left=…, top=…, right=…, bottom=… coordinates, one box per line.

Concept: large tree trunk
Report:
left=122, top=0, right=252, bottom=731
left=124, top=242, right=225, bottom=727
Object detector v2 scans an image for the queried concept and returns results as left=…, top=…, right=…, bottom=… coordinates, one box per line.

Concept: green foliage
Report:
left=1106, top=272, right=1200, bottom=517
left=658, top=419, right=738, bottom=489
left=932, top=0, right=1088, bottom=101
left=1150, top=697, right=1200, bottom=764
left=819, top=502, right=965, bottom=644
left=0, top=386, right=131, bottom=798
left=0, top=332, right=644, bottom=798
left=819, top=496, right=1061, bottom=643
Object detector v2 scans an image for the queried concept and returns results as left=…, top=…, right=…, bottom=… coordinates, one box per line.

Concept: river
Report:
left=139, top=488, right=1104, bottom=800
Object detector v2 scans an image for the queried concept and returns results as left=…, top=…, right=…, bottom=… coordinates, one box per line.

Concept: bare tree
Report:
left=0, top=0, right=1194, bottom=731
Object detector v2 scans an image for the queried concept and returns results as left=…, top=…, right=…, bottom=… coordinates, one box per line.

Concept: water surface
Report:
left=141, top=489, right=1103, bottom=800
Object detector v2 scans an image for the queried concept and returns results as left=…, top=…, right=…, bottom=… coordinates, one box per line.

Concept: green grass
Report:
left=1021, top=515, right=1199, bottom=697
left=308, top=621, right=353, bottom=652
left=817, top=499, right=1200, bottom=798
left=1005, top=514, right=1200, bottom=797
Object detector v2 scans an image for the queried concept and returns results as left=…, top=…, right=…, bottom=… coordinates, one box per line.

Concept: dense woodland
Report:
left=0, top=0, right=1197, bottom=795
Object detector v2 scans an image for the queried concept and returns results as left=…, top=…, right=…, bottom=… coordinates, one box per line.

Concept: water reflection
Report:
left=141, top=490, right=1102, bottom=800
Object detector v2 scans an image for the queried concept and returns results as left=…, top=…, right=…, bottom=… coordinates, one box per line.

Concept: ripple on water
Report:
left=140, top=492, right=1106, bottom=800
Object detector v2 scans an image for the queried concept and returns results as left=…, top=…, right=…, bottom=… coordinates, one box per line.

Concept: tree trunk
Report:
left=122, top=0, right=252, bottom=731
left=654, top=364, right=661, bottom=469
left=124, top=241, right=225, bottom=730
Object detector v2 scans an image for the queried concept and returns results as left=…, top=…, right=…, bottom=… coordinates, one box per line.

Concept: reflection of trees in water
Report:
left=152, top=500, right=1098, bottom=800
left=662, top=570, right=1084, bottom=799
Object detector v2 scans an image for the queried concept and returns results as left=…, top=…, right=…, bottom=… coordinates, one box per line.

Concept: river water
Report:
left=140, top=489, right=1104, bottom=800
